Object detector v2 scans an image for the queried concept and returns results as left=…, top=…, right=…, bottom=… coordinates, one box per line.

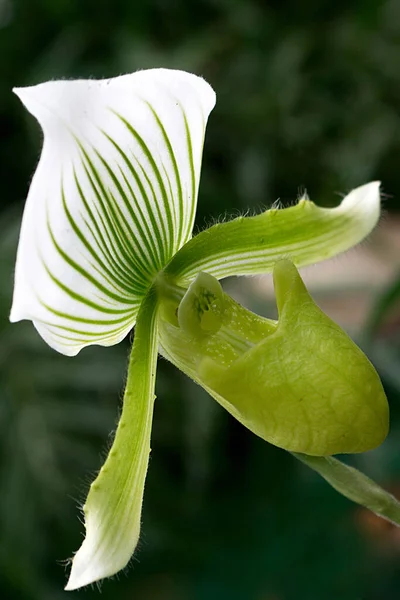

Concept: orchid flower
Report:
left=11, top=68, right=400, bottom=591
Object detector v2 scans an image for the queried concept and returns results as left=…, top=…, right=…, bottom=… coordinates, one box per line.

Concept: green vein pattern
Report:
left=32, top=97, right=205, bottom=352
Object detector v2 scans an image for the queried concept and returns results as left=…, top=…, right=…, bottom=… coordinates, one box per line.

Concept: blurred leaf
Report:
left=366, top=271, right=400, bottom=336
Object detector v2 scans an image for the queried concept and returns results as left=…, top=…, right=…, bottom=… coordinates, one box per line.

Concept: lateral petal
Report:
left=165, top=182, right=381, bottom=283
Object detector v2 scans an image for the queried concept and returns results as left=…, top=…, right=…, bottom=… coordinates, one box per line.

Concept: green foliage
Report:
left=2, top=0, right=400, bottom=219
left=1, top=0, right=400, bottom=598
left=1, top=207, right=400, bottom=597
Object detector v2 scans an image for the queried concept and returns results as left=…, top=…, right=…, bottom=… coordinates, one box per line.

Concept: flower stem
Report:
left=293, top=452, right=400, bottom=525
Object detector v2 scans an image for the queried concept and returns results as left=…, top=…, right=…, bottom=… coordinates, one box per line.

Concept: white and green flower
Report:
left=11, top=68, right=398, bottom=591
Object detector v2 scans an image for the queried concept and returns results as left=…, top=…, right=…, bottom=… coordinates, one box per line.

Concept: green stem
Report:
left=293, top=453, right=400, bottom=525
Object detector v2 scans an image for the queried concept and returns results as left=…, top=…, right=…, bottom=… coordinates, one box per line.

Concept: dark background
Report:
left=1, top=1, right=400, bottom=599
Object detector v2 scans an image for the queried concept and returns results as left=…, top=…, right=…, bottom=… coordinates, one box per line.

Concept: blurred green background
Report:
left=1, top=0, right=400, bottom=599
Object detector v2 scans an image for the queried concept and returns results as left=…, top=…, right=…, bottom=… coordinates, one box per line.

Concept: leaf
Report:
left=366, top=270, right=400, bottom=336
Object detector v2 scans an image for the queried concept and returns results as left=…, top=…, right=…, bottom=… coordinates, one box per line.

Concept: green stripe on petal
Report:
left=11, top=69, right=215, bottom=354
left=164, top=182, right=381, bottom=282
left=65, top=289, right=159, bottom=590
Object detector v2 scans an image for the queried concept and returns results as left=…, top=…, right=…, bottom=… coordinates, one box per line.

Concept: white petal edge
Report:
left=11, top=69, right=216, bottom=355
left=165, top=181, right=381, bottom=282
left=65, top=290, right=158, bottom=590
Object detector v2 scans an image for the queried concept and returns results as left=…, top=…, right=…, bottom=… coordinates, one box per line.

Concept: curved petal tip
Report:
left=339, top=180, right=381, bottom=216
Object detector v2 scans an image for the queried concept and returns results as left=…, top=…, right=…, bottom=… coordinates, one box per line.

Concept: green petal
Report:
left=65, top=289, right=158, bottom=590
left=165, top=182, right=381, bottom=283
